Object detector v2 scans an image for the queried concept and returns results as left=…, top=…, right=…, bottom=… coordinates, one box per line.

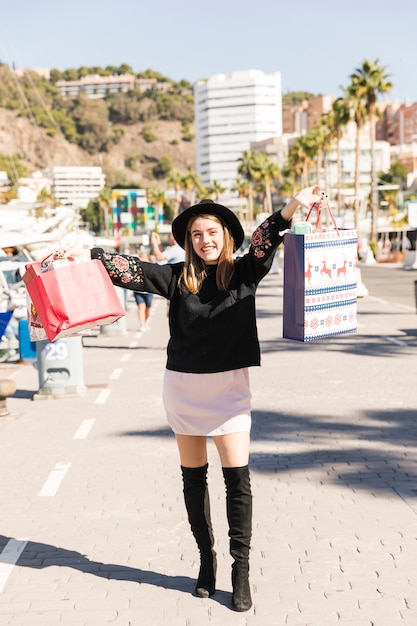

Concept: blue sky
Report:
left=1, top=0, right=416, bottom=103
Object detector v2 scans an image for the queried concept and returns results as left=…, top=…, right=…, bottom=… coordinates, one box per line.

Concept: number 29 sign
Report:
left=44, top=342, right=69, bottom=361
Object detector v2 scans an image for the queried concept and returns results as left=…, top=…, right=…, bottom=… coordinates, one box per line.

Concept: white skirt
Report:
left=163, top=368, right=252, bottom=436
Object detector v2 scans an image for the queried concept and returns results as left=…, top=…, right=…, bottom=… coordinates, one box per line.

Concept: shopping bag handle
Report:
left=40, top=250, right=76, bottom=270
left=305, top=192, right=339, bottom=235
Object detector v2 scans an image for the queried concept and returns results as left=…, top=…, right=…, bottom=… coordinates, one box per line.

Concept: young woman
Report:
left=89, top=187, right=321, bottom=612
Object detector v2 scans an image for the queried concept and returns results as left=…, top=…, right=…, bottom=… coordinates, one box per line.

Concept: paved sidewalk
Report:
left=0, top=268, right=416, bottom=626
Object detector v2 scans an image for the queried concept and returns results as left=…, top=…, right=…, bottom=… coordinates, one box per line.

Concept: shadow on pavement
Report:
left=0, top=535, right=231, bottom=607
left=250, top=407, right=417, bottom=496
left=116, top=407, right=417, bottom=497
left=259, top=334, right=417, bottom=356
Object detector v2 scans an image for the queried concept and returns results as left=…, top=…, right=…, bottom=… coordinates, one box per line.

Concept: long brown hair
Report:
left=179, top=214, right=235, bottom=294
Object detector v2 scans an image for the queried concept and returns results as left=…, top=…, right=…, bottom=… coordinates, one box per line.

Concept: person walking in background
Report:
left=133, top=252, right=154, bottom=331
left=133, top=291, right=153, bottom=331
left=84, top=187, right=322, bottom=612
left=150, top=230, right=185, bottom=264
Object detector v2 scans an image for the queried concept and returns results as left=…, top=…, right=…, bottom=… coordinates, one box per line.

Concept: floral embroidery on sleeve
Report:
left=250, top=211, right=291, bottom=262
left=99, top=252, right=145, bottom=285
left=251, top=220, right=273, bottom=259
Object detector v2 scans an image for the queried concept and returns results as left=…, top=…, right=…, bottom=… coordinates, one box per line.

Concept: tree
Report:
left=166, top=168, right=183, bottom=217
left=349, top=59, right=394, bottom=243
left=231, top=177, right=249, bottom=221
left=97, top=187, right=113, bottom=235
left=147, top=186, right=165, bottom=223
left=290, top=134, right=317, bottom=188
left=252, top=152, right=280, bottom=213
left=207, top=180, right=226, bottom=201
left=152, top=155, right=173, bottom=179
left=345, top=84, right=368, bottom=231
left=181, top=171, right=204, bottom=205
left=237, top=151, right=258, bottom=223
left=329, top=98, right=351, bottom=212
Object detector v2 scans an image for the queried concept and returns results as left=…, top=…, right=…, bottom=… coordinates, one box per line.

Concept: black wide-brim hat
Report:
left=172, top=199, right=245, bottom=250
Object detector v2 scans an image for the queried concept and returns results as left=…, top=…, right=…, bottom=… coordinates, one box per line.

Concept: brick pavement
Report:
left=0, top=267, right=416, bottom=625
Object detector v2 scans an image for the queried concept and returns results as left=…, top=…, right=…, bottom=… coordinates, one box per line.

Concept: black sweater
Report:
left=91, top=210, right=291, bottom=374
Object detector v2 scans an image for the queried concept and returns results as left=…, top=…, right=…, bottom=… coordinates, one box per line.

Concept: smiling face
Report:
left=189, top=215, right=225, bottom=265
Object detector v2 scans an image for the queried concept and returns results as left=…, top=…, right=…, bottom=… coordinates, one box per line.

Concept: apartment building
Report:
left=55, top=75, right=166, bottom=99
left=378, top=100, right=417, bottom=145
left=43, top=166, right=106, bottom=208
left=282, top=95, right=334, bottom=134
left=194, top=70, right=282, bottom=195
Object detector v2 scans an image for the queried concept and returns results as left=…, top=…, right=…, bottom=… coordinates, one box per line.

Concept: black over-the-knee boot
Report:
left=181, top=464, right=217, bottom=598
left=222, top=465, right=252, bottom=612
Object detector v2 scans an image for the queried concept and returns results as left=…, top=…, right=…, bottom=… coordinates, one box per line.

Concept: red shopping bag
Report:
left=23, top=258, right=125, bottom=342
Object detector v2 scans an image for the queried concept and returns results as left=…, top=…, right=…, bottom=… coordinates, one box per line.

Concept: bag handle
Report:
left=305, top=192, right=339, bottom=236
left=40, top=250, right=75, bottom=270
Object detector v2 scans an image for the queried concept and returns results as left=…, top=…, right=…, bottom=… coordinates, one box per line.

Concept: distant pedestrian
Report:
left=150, top=231, right=185, bottom=264
left=133, top=252, right=154, bottom=331
left=62, top=186, right=323, bottom=612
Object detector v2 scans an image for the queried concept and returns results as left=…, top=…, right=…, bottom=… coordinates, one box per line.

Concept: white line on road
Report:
left=95, top=388, right=112, bottom=404
left=73, top=418, right=96, bottom=439
left=369, top=296, right=415, bottom=313
left=129, top=341, right=138, bottom=348
left=384, top=335, right=408, bottom=346
left=38, top=462, right=71, bottom=497
left=120, top=353, right=131, bottom=362
left=110, top=368, right=123, bottom=380
left=0, top=539, right=28, bottom=592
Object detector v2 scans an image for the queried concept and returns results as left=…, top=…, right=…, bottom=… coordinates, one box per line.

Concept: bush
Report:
left=143, top=127, right=156, bottom=142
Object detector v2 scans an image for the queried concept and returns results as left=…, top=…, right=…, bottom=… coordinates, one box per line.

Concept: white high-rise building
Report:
left=194, top=70, right=282, bottom=196
left=43, top=166, right=106, bottom=208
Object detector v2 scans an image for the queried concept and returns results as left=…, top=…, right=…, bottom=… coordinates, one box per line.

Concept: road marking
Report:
left=134, top=331, right=142, bottom=339
left=129, top=341, right=138, bottom=348
left=369, top=296, right=414, bottom=313
left=73, top=418, right=95, bottom=439
left=384, top=335, right=408, bottom=346
left=110, top=368, right=122, bottom=380
left=95, top=388, right=111, bottom=404
left=0, top=539, right=28, bottom=592
left=120, top=353, right=131, bottom=362
left=38, top=462, right=71, bottom=497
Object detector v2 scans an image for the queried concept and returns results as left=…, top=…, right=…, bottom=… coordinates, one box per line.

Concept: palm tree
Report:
left=237, top=151, right=258, bottom=223
left=97, top=186, right=113, bottom=235
left=308, top=124, right=327, bottom=188
left=252, top=152, right=280, bottom=213
left=349, top=59, right=393, bottom=244
left=207, top=180, right=226, bottom=201
left=231, top=177, right=249, bottom=221
left=147, top=186, right=165, bottom=224
left=291, top=134, right=317, bottom=188
left=166, top=168, right=183, bottom=218
left=181, top=171, right=204, bottom=205
left=345, top=84, right=368, bottom=232
left=329, top=98, right=351, bottom=212
left=283, top=145, right=304, bottom=195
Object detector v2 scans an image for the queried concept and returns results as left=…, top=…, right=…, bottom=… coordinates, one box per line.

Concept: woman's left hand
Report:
left=294, top=186, right=322, bottom=210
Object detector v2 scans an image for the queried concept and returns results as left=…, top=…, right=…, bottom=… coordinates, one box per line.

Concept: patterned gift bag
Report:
left=283, top=229, right=358, bottom=341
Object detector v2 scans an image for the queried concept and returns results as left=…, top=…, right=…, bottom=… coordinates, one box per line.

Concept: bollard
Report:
left=35, top=336, right=86, bottom=399
left=0, top=379, right=16, bottom=418
left=100, top=286, right=127, bottom=336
